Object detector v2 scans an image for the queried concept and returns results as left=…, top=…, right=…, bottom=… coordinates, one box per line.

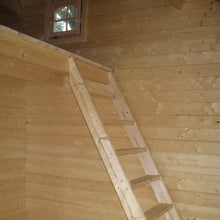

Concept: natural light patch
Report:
left=54, top=5, right=77, bottom=32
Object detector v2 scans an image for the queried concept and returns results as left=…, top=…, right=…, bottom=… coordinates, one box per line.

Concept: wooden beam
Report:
left=168, top=0, right=185, bottom=9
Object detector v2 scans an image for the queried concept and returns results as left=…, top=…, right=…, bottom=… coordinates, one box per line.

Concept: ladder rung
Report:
left=103, top=119, right=135, bottom=126
left=88, top=88, right=123, bottom=99
left=88, top=88, right=114, bottom=99
left=116, top=148, right=146, bottom=156
left=130, top=175, right=160, bottom=189
left=144, top=203, right=173, bottom=220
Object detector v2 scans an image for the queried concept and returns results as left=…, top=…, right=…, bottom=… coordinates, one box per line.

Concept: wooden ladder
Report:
left=69, top=57, right=181, bottom=220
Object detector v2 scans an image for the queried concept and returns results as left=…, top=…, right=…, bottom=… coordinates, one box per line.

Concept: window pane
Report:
left=68, top=5, right=77, bottom=18
left=55, top=21, right=66, bottom=32
left=67, top=19, right=77, bottom=31
left=55, top=6, right=67, bottom=20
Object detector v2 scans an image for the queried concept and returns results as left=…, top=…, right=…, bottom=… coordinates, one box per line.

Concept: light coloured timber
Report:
left=88, top=12, right=220, bottom=40
left=170, top=189, right=220, bottom=208
left=131, top=175, right=160, bottom=189
left=0, top=73, right=26, bottom=219
left=75, top=38, right=220, bottom=64
left=0, top=54, right=66, bottom=85
left=0, top=25, right=111, bottom=76
left=147, top=140, right=220, bottom=155
left=88, top=87, right=116, bottom=99
left=108, top=73, right=180, bottom=220
left=68, top=57, right=146, bottom=219
left=88, top=1, right=219, bottom=27
left=134, top=115, right=220, bottom=129
left=120, top=89, right=220, bottom=103
left=152, top=152, right=220, bottom=169
left=140, top=127, right=220, bottom=142
left=85, top=79, right=109, bottom=93
left=62, top=0, right=220, bottom=218
left=127, top=102, right=220, bottom=116
left=145, top=203, right=173, bottom=220
left=175, top=203, right=220, bottom=219
left=87, top=21, right=220, bottom=47
left=26, top=198, right=125, bottom=220
left=75, top=59, right=109, bottom=84
left=88, top=16, right=220, bottom=42
left=2, top=2, right=219, bottom=216
left=116, top=148, right=146, bottom=156
left=103, top=119, right=135, bottom=126
left=116, top=64, right=220, bottom=81
left=117, top=76, right=220, bottom=92
left=113, top=51, right=220, bottom=69
left=163, top=175, right=220, bottom=195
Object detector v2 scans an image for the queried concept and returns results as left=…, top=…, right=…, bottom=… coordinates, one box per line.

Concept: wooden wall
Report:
left=25, top=81, right=128, bottom=219
left=58, top=0, right=220, bottom=219
left=0, top=74, right=26, bottom=219
left=1, top=0, right=220, bottom=217
left=0, top=26, right=132, bottom=219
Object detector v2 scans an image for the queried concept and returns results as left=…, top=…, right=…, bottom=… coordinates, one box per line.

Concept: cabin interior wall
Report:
left=58, top=0, right=220, bottom=219
left=0, top=0, right=220, bottom=219
left=0, top=74, right=26, bottom=219
left=25, top=80, right=127, bottom=219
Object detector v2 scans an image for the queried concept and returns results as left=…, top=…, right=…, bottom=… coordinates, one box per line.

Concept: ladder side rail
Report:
left=108, top=72, right=181, bottom=220
left=108, top=73, right=159, bottom=175
left=69, top=57, right=146, bottom=220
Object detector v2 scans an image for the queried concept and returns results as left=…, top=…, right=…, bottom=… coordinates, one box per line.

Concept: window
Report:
left=54, top=5, right=79, bottom=33
left=44, top=0, right=87, bottom=43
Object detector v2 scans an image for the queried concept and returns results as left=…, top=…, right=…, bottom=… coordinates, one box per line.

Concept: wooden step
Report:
left=144, top=203, right=173, bottom=220
left=103, top=119, right=135, bottom=126
left=130, top=175, right=160, bottom=189
left=116, top=148, right=146, bottom=156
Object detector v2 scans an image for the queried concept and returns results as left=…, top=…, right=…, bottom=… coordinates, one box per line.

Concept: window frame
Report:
left=44, top=0, right=88, bottom=44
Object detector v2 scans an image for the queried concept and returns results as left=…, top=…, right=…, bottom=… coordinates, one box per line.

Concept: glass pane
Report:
left=68, top=5, right=77, bottom=18
left=55, top=21, right=66, bottom=32
left=55, top=6, right=67, bottom=20
left=68, top=19, right=77, bottom=31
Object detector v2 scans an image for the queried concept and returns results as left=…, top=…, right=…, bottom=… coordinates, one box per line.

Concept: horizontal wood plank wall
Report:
left=0, top=74, right=26, bottom=219
left=59, top=0, right=220, bottom=219
left=26, top=81, right=128, bottom=219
